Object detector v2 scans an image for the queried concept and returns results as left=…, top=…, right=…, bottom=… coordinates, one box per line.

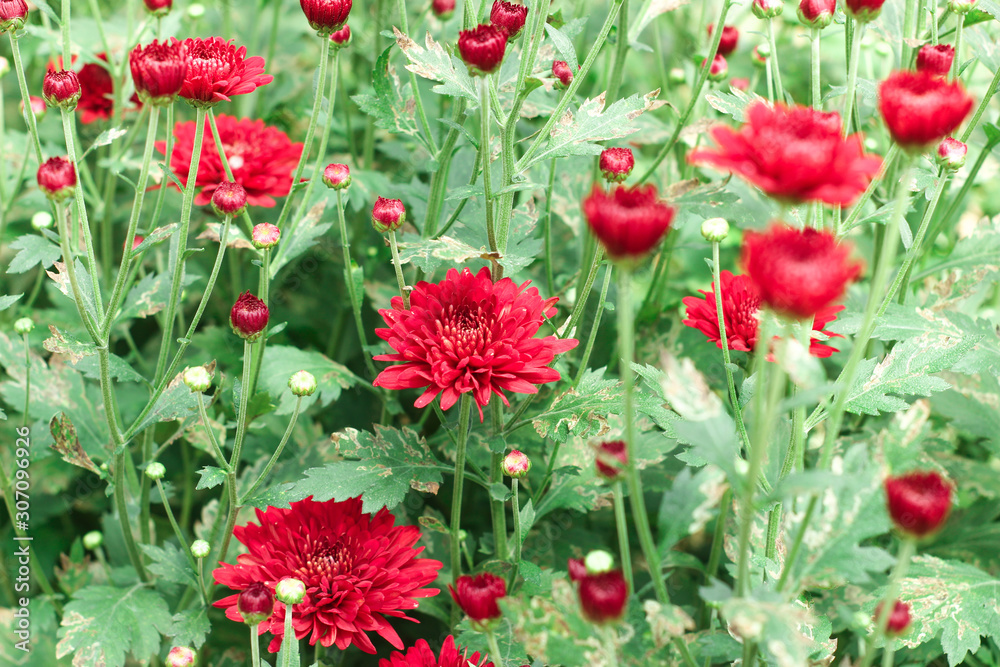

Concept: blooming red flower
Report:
left=458, top=24, right=507, bottom=75
left=230, top=291, right=269, bottom=341
left=582, top=184, right=675, bottom=262
left=594, top=440, right=627, bottom=481
left=300, top=0, right=352, bottom=36
left=213, top=497, right=442, bottom=654
left=884, top=470, right=952, bottom=538
left=689, top=102, right=882, bottom=207
left=379, top=636, right=494, bottom=667
left=916, top=43, right=954, bottom=77
left=156, top=114, right=302, bottom=207
left=43, top=70, right=81, bottom=110
left=373, top=267, right=578, bottom=420
left=76, top=55, right=119, bottom=124
left=707, top=24, right=738, bottom=57
left=449, top=573, right=506, bottom=624
left=179, top=37, right=273, bottom=107
left=37, top=156, right=76, bottom=202
left=682, top=270, right=844, bottom=357
left=844, top=0, right=886, bottom=21
left=742, top=225, right=863, bottom=320
left=130, top=38, right=187, bottom=105
left=875, top=600, right=912, bottom=637
left=879, top=70, right=973, bottom=150
left=599, top=147, right=634, bottom=183
left=490, top=0, right=528, bottom=40
left=798, top=0, right=836, bottom=28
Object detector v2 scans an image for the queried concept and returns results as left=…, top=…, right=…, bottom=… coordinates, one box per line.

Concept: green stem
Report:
left=951, top=11, right=963, bottom=80
left=148, top=103, right=175, bottom=232
left=959, top=63, right=1000, bottom=142
left=60, top=110, right=103, bottom=314
left=388, top=230, right=410, bottom=309
left=152, top=478, right=204, bottom=600
left=618, top=270, right=669, bottom=603
left=699, top=488, right=732, bottom=628
left=363, top=0, right=386, bottom=167
left=573, top=262, right=613, bottom=387
left=196, top=392, right=229, bottom=470
left=511, top=477, right=522, bottom=581
left=21, top=334, right=31, bottom=429
left=638, top=0, right=732, bottom=182
left=8, top=33, right=43, bottom=165
left=603, top=627, right=620, bottom=667
left=337, top=189, right=378, bottom=378
left=901, top=0, right=917, bottom=68
left=487, top=630, right=505, bottom=667
left=811, top=28, right=821, bottom=109
left=422, top=100, right=468, bottom=238
left=281, top=603, right=296, bottom=667
left=488, top=405, right=509, bottom=560
left=859, top=539, right=917, bottom=667
left=766, top=17, right=784, bottom=103
left=250, top=623, right=261, bottom=667
left=606, top=0, right=630, bottom=102
left=543, top=158, right=557, bottom=293
left=396, top=0, right=438, bottom=152
left=230, top=340, right=255, bottom=471
left=240, top=397, right=303, bottom=503
left=612, top=481, right=634, bottom=592
left=840, top=144, right=901, bottom=237
left=450, top=394, right=473, bottom=583
left=843, top=20, right=865, bottom=135
left=711, top=241, right=750, bottom=451
left=480, top=77, right=498, bottom=254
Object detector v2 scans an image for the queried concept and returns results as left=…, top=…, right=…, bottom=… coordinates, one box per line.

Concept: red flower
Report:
left=379, top=636, right=494, bottom=667
left=844, top=0, right=886, bottom=21
left=879, top=70, right=973, bottom=150
left=689, top=101, right=882, bottom=207
left=130, top=39, right=188, bottom=105
left=682, top=270, right=845, bottom=357
left=212, top=181, right=249, bottom=217
left=238, top=582, right=275, bottom=625
left=432, top=0, right=456, bottom=18
left=142, top=0, right=172, bottom=15
left=707, top=24, right=739, bottom=57
left=599, top=147, right=634, bottom=183
left=230, top=291, right=269, bottom=341
left=875, top=600, right=912, bottom=637
left=37, top=156, right=76, bottom=202
left=43, top=70, right=81, bottom=109
left=458, top=24, right=507, bottom=75
left=299, top=0, right=352, bottom=36
left=156, top=114, right=302, bottom=208
left=373, top=267, right=578, bottom=420
left=76, top=55, right=119, bottom=124
left=916, top=43, right=954, bottom=77
left=798, top=0, right=836, bottom=28
left=704, top=53, right=728, bottom=82
left=594, top=440, right=627, bottom=481
left=490, top=0, right=528, bottom=40
left=573, top=568, right=628, bottom=624
left=448, top=573, right=506, bottom=624
left=884, top=470, right=952, bottom=538
left=323, top=163, right=351, bottom=189
left=330, top=25, right=352, bottom=47
left=179, top=37, right=273, bottom=107
left=936, top=137, right=967, bottom=170
left=552, top=60, right=573, bottom=87
left=0, top=0, right=28, bottom=32
left=582, top=184, right=675, bottom=262
left=372, top=196, right=406, bottom=233
left=742, top=224, right=862, bottom=320
left=213, top=497, right=442, bottom=654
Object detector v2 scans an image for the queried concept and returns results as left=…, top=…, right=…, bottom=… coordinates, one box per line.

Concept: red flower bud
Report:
left=142, top=0, right=172, bottom=16
left=37, top=156, right=77, bottom=202
left=127, top=235, right=145, bottom=252
left=568, top=557, right=587, bottom=581
left=936, top=137, right=967, bottom=170
left=372, top=196, right=406, bottom=233
left=844, top=0, right=887, bottom=22
left=0, top=0, right=28, bottom=32
left=432, top=0, right=456, bottom=18
left=165, top=646, right=196, bottom=667
left=230, top=291, right=269, bottom=341
left=874, top=600, right=912, bottom=637
left=448, top=573, right=506, bottom=626
left=502, top=450, right=531, bottom=478
left=458, top=23, right=507, bottom=75
left=916, top=43, right=955, bottom=77
left=741, top=224, right=862, bottom=320
left=252, top=223, right=281, bottom=249
left=704, top=53, right=728, bottom=82
left=237, top=582, right=274, bottom=625
left=594, top=440, right=627, bottom=481
left=884, top=470, right=952, bottom=538
left=323, top=163, right=351, bottom=190
left=130, top=39, right=188, bottom=105
left=574, top=567, right=628, bottom=624
left=21, top=95, right=46, bottom=119
left=707, top=24, right=739, bottom=57
left=299, top=0, right=352, bottom=36
left=879, top=70, right=973, bottom=150
left=212, top=181, right=249, bottom=217
left=798, top=0, right=836, bottom=28
left=582, top=184, right=675, bottom=263
left=330, top=24, right=352, bottom=48
left=599, top=147, right=635, bottom=183
left=751, top=0, right=784, bottom=19
left=552, top=60, right=573, bottom=87
left=490, top=0, right=528, bottom=40
left=43, top=70, right=82, bottom=110
left=730, top=77, right=750, bottom=91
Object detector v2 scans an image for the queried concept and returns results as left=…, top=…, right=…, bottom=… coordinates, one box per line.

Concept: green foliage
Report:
left=140, top=542, right=197, bottom=587
left=259, top=345, right=359, bottom=415
left=6, top=233, right=62, bottom=274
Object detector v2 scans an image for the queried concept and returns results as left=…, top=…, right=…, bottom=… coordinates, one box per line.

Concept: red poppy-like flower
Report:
left=844, top=0, right=886, bottom=21
left=742, top=224, right=862, bottom=320
left=379, top=636, right=494, bottom=667
left=490, top=0, right=528, bottom=40
left=916, top=43, right=954, bottom=77
left=689, top=102, right=882, bottom=206
left=594, top=440, right=627, bottom=481
left=875, top=600, right=912, bottom=637
left=156, top=114, right=302, bottom=207
left=43, top=70, right=81, bottom=110
left=884, top=470, right=952, bottom=538
left=682, top=270, right=845, bottom=357
left=449, top=573, right=506, bottom=624
left=179, top=37, right=273, bottom=107
left=582, top=184, right=675, bottom=262
left=879, top=70, right=973, bottom=150
left=130, top=38, right=187, bottom=105
left=798, top=0, right=836, bottom=28
left=230, top=291, right=269, bottom=341
left=300, top=0, right=352, bottom=36
left=458, top=24, right=507, bottom=75
left=373, top=267, right=578, bottom=420
left=37, top=156, right=76, bottom=202
left=599, top=147, right=634, bottom=183
left=213, top=497, right=442, bottom=654
left=707, top=24, right=738, bottom=56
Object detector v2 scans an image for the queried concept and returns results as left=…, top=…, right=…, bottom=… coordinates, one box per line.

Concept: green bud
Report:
left=82, top=531, right=104, bottom=550
left=14, top=318, right=34, bottom=335
left=145, top=461, right=166, bottom=480
left=191, top=539, right=211, bottom=558
left=275, top=577, right=307, bottom=605
left=584, top=549, right=616, bottom=575
left=288, top=370, right=317, bottom=397
left=31, top=211, right=53, bottom=230
left=183, top=366, right=213, bottom=393
left=701, top=217, right=730, bottom=243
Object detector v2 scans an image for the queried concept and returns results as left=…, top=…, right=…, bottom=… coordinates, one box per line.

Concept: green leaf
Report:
left=0, top=293, right=23, bottom=311
left=657, top=467, right=726, bottom=554
left=196, top=466, right=227, bottom=490
left=242, top=482, right=298, bottom=510
left=129, top=366, right=205, bottom=440
left=42, top=326, right=144, bottom=383
left=119, top=270, right=199, bottom=321
left=352, top=46, right=421, bottom=139
left=872, top=555, right=1000, bottom=666
left=704, top=88, right=762, bottom=122
left=259, top=345, right=359, bottom=415
left=293, top=425, right=444, bottom=512
left=395, top=234, right=495, bottom=274
left=269, top=200, right=333, bottom=278
left=721, top=597, right=833, bottom=667
left=6, top=234, right=62, bottom=274
left=544, top=23, right=579, bottom=70
left=50, top=412, right=101, bottom=475
left=56, top=583, right=173, bottom=667
left=132, top=223, right=177, bottom=253
left=532, top=367, right=619, bottom=443
left=912, top=221, right=1000, bottom=282
left=395, top=28, right=478, bottom=103
left=673, top=415, right=742, bottom=485
left=168, top=608, right=211, bottom=649
left=140, top=543, right=196, bottom=587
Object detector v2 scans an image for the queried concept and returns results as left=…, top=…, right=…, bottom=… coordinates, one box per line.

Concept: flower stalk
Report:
left=388, top=229, right=410, bottom=309
left=240, top=397, right=304, bottom=504
left=450, top=393, right=473, bottom=583
left=611, top=481, right=634, bottom=592
left=859, top=538, right=917, bottom=667
left=337, top=189, right=378, bottom=377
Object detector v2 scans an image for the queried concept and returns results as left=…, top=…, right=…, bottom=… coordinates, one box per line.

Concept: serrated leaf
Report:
left=532, top=367, right=618, bottom=443
left=293, top=425, right=444, bottom=512
left=133, top=223, right=177, bottom=253
left=0, top=294, right=22, bottom=311
left=43, top=326, right=144, bottom=383
left=169, top=608, right=211, bottom=649
left=657, top=467, right=726, bottom=554
left=129, top=363, right=211, bottom=439
left=140, top=543, right=196, bottom=587
left=7, top=234, right=62, bottom=274
left=395, top=28, right=478, bottom=103
left=56, top=583, right=173, bottom=667
left=242, top=482, right=297, bottom=509
left=50, top=412, right=100, bottom=475
left=704, top=88, right=762, bottom=122
left=722, top=597, right=833, bottom=667
left=395, top=234, right=495, bottom=274
left=544, top=23, right=579, bottom=70
left=119, top=270, right=194, bottom=321
left=269, top=201, right=332, bottom=278
left=196, top=466, right=227, bottom=490
left=352, top=46, right=420, bottom=138
left=259, top=345, right=358, bottom=415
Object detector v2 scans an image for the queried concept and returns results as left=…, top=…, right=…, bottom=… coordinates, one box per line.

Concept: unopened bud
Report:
left=183, top=366, right=213, bottom=393
left=751, top=0, right=785, bottom=19
left=584, top=549, right=615, bottom=575
left=145, top=461, right=166, bottom=480
left=166, top=646, right=197, bottom=667
left=288, top=370, right=317, bottom=397
left=191, top=539, right=211, bottom=558
left=701, top=217, right=730, bottom=242
left=31, top=211, right=53, bottom=230
left=275, top=577, right=307, bottom=604
left=936, top=138, right=967, bottom=171
left=82, top=531, right=103, bottom=550
left=13, top=317, right=33, bottom=335
left=502, top=450, right=531, bottom=478
left=251, top=222, right=280, bottom=250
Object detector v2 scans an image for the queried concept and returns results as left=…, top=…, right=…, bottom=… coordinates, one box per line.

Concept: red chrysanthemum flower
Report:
left=879, top=70, right=973, bottom=150
left=373, top=267, right=578, bottom=420
left=179, top=37, right=273, bottom=107
left=916, top=43, right=954, bottom=77
left=707, top=24, right=739, bottom=57
left=458, top=24, right=507, bottom=75
left=690, top=101, right=882, bottom=207
left=213, top=497, right=442, bottom=654
left=582, top=184, right=675, bottom=262
left=156, top=114, right=302, bottom=207
left=76, top=55, right=119, bottom=124
left=742, top=224, right=863, bottom=320
left=130, top=38, right=188, bottom=105
left=682, top=270, right=844, bottom=357
left=884, top=470, right=952, bottom=538
left=379, top=636, right=494, bottom=667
